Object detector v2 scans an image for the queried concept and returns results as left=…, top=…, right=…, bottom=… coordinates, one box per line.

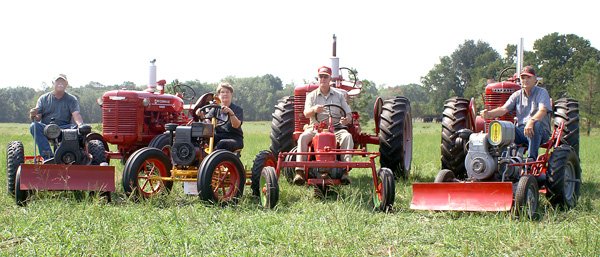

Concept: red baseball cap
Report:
left=317, top=66, right=332, bottom=76
left=520, top=66, right=536, bottom=77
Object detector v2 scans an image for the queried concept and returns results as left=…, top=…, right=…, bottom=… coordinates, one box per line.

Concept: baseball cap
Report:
left=53, top=74, right=69, bottom=84
left=520, top=66, right=536, bottom=77
left=317, top=66, right=332, bottom=76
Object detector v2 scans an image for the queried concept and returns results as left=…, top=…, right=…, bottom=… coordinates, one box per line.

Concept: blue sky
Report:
left=1, top=0, right=597, bottom=89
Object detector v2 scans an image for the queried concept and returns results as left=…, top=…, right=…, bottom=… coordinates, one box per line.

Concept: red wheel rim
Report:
left=136, top=158, right=169, bottom=197
left=376, top=181, right=383, bottom=202
left=210, top=160, right=241, bottom=201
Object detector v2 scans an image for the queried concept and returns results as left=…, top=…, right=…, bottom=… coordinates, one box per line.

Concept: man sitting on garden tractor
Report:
left=29, top=74, right=85, bottom=159
left=480, top=66, right=551, bottom=160
left=294, top=66, right=353, bottom=185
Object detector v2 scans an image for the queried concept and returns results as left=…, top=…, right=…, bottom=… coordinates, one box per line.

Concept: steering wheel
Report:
left=315, top=104, right=348, bottom=128
left=197, top=103, right=230, bottom=127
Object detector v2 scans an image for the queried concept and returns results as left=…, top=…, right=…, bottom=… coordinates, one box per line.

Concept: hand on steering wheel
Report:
left=197, top=103, right=230, bottom=127
left=315, top=103, right=349, bottom=128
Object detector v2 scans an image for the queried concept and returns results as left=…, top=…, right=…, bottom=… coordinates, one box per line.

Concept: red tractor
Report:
left=94, top=60, right=206, bottom=162
left=411, top=59, right=581, bottom=218
left=252, top=35, right=413, bottom=211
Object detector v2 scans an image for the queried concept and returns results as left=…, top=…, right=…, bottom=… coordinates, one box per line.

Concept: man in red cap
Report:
left=480, top=66, right=551, bottom=160
left=294, top=66, right=354, bottom=185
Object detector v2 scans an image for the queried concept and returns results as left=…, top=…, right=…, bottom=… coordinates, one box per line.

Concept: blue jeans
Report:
left=514, top=122, right=550, bottom=160
left=29, top=122, right=76, bottom=159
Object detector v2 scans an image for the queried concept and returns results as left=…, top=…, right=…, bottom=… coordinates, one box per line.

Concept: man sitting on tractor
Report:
left=294, top=66, right=354, bottom=185
left=480, top=66, right=552, bottom=160
left=197, top=82, right=244, bottom=152
left=29, top=74, right=84, bottom=159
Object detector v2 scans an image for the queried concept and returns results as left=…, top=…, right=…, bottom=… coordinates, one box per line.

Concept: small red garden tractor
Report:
left=6, top=123, right=114, bottom=206
left=410, top=59, right=581, bottom=218
left=253, top=35, right=412, bottom=211
left=121, top=95, right=273, bottom=204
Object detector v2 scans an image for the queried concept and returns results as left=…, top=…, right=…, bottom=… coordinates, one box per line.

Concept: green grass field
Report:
left=1, top=122, right=599, bottom=256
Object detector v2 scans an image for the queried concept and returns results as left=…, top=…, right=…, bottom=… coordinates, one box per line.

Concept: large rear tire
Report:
left=269, top=96, right=295, bottom=155
left=553, top=98, right=579, bottom=155
left=198, top=150, right=245, bottom=204
left=122, top=147, right=173, bottom=199
left=546, top=145, right=581, bottom=209
left=379, top=96, right=412, bottom=179
left=441, top=97, right=470, bottom=179
left=6, top=141, right=24, bottom=197
left=251, top=150, right=277, bottom=196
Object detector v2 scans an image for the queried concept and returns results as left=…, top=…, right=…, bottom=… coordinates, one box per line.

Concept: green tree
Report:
left=567, top=59, right=600, bottom=135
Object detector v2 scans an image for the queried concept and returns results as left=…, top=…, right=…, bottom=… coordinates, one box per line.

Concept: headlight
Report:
left=97, top=97, right=103, bottom=106
left=143, top=98, right=150, bottom=107
left=488, top=120, right=515, bottom=147
left=44, top=124, right=61, bottom=139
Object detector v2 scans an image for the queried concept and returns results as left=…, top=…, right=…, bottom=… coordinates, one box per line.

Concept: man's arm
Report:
left=72, top=111, right=84, bottom=126
left=480, top=106, right=509, bottom=119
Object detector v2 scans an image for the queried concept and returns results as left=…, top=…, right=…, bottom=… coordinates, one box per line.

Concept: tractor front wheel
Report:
left=546, top=145, right=581, bottom=209
left=373, top=167, right=395, bottom=212
left=251, top=150, right=277, bottom=196
left=14, top=167, right=29, bottom=206
left=379, top=96, right=412, bottom=179
left=434, top=169, right=456, bottom=183
left=197, top=150, right=245, bottom=204
left=7, top=141, right=24, bottom=198
left=122, top=148, right=173, bottom=199
left=514, top=175, right=539, bottom=220
left=259, top=166, right=279, bottom=209
left=148, top=133, right=172, bottom=157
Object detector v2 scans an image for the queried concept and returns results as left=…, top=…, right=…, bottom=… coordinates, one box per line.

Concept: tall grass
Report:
left=1, top=122, right=599, bottom=256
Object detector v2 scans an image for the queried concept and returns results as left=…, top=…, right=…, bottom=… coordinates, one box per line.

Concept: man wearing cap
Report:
left=29, top=74, right=84, bottom=159
left=294, top=66, right=354, bottom=185
left=480, top=66, right=552, bottom=160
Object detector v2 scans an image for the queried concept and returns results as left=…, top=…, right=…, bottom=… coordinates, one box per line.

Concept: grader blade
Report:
left=18, top=164, right=115, bottom=191
left=410, top=182, right=513, bottom=212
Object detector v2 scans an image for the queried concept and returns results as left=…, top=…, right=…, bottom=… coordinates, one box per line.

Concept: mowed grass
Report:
left=1, top=122, right=599, bottom=256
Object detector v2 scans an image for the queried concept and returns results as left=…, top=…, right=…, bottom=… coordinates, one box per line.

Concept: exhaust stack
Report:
left=148, top=59, right=157, bottom=92
left=330, top=34, right=340, bottom=80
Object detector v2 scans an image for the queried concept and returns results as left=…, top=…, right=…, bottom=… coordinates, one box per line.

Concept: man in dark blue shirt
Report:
left=29, top=74, right=84, bottom=159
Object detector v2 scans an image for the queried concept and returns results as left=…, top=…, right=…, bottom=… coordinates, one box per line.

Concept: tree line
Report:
left=1, top=33, right=598, bottom=133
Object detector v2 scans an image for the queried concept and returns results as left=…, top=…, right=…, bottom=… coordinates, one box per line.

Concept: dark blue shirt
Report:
left=35, top=92, right=80, bottom=126
left=207, top=103, right=244, bottom=141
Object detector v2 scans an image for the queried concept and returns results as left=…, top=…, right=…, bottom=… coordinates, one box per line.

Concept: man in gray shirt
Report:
left=29, top=74, right=84, bottom=159
left=480, top=66, right=551, bottom=159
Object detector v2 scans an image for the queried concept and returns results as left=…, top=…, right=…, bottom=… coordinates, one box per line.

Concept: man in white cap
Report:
left=29, top=74, right=84, bottom=159
left=480, top=66, right=551, bottom=160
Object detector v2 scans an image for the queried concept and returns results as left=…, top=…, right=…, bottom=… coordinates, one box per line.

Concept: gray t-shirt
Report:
left=304, top=87, right=352, bottom=125
left=35, top=92, right=80, bottom=126
left=502, top=86, right=551, bottom=135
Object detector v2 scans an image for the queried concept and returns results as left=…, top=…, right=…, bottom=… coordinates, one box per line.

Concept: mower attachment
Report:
left=18, top=164, right=115, bottom=191
left=410, top=182, right=513, bottom=212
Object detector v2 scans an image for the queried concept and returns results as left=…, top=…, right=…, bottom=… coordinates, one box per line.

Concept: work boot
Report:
left=293, top=169, right=305, bottom=186
left=340, top=172, right=351, bottom=185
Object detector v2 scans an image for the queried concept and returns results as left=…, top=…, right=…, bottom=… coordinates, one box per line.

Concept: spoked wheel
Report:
left=373, top=168, right=395, bottom=212
left=513, top=175, right=539, bottom=220
left=259, top=166, right=279, bottom=209
left=546, top=145, right=581, bottom=209
left=15, top=167, right=29, bottom=206
left=251, top=150, right=277, bottom=196
left=7, top=141, right=24, bottom=198
left=122, top=148, right=173, bottom=199
left=198, top=150, right=245, bottom=204
left=434, top=169, right=456, bottom=183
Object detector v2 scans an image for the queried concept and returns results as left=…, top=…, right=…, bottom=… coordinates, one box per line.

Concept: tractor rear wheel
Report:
left=87, top=140, right=107, bottom=165
left=259, top=166, right=279, bottom=209
left=251, top=150, right=277, bottom=196
left=441, top=97, right=470, bottom=179
left=434, top=169, right=456, bottom=183
left=513, top=175, right=539, bottom=220
left=281, top=146, right=297, bottom=183
left=197, top=150, right=245, bottom=204
left=379, top=96, right=412, bottom=179
left=553, top=98, right=579, bottom=155
left=122, top=147, right=173, bottom=199
left=546, top=145, right=581, bottom=209
left=373, top=168, right=395, bottom=212
left=269, top=96, right=295, bottom=155
left=7, top=141, right=24, bottom=197
left=148, top=133, right=172, bottom=157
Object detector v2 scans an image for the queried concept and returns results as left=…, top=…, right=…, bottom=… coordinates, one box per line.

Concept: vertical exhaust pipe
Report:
left=148, top=59, right=157, bottom=92
left=330, top=34, right=340, bottom=81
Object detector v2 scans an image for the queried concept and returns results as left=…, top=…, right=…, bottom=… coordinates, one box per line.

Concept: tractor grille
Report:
left=294, top=94, right=310, bottom=132
left=102, top=99, right=138, bottom=139
left=485, top=93, right=515, bottom=132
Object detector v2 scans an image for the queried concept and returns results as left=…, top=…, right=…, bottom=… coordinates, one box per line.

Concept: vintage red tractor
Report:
left=411, top=59, right=581, bottom=218
left=252, top=35, right=412, bottom=211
